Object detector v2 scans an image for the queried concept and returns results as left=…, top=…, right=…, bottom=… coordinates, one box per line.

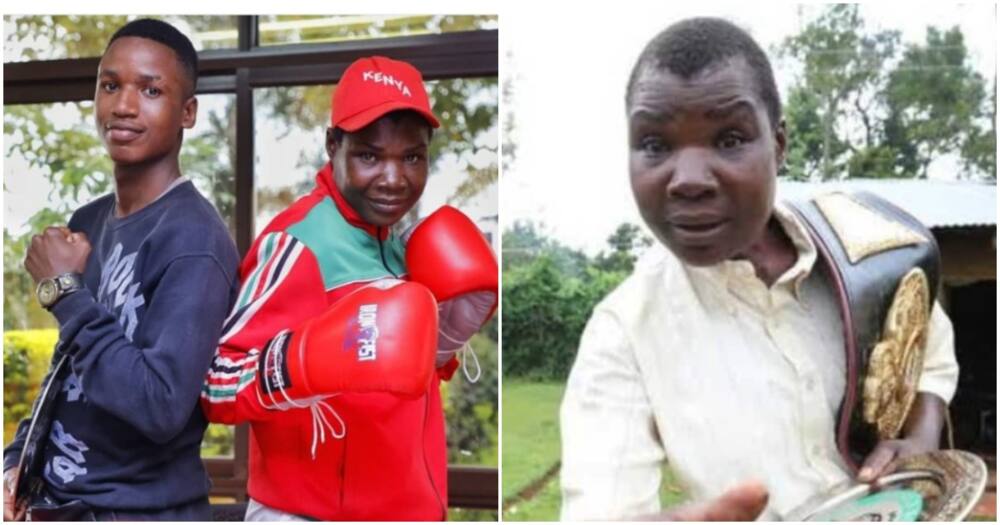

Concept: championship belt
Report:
left=786, top=191, right=940, bottom=469
left=13, top=347, right=71, bottom=509
left=785, top=450, right=988, bottom=521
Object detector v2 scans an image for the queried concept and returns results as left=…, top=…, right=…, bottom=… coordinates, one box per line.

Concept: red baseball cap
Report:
left=330, top=56, right=441, bottom=131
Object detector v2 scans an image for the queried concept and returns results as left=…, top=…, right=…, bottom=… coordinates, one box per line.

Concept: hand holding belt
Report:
left=787, top=191, right=941, bottom=470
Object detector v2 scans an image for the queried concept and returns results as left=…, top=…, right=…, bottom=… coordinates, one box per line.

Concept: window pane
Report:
left=3, top=15, right=238, bottom=62
left=2, top=94, right=236, bottom=458
left=258, top=15, right=497, bottom=46
left=253, top=76, right=498, bottom=466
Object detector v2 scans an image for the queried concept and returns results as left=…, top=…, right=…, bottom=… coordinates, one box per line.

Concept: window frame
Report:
left=3, top=15, right=498, bottom=509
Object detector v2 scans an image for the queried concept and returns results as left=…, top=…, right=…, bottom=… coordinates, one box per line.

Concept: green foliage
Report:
left=885, top=27, right=991, bottom=178
left=593, top=223, right=653, bottom=273
left=443, top=330, right=498, bottom=465
left=452, top=165, right=498, bottom=207
left=782, top=86, right=839, bottom=180
left=778, top=5, right=995, bottom=180
left=4, top=329, right=58, bottom=446
left=4, top=231, right=54, bottom=330
left=501, top=221, right=638, bottom=381
left=502, top=257, right=570, bottom=380
left=846, top=145, right=900, bottom=180
left=430, top=78, right=499, bottom=163
left=200, top=424, right=234, bottom=458
left=501, top=220, right=588, bottom=275
left=778, top=5, right=899, bottom=179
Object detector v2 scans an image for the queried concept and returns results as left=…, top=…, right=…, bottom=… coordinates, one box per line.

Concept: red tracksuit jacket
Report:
left=201, top=163, right=458, bottom=520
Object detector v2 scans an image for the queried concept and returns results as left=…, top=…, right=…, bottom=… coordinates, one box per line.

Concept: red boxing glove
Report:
left=404, top=206, right=498, bottom=369
left=258, top=279, right=438, bottom=402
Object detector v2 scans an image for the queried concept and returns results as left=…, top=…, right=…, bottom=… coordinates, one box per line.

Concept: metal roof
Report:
left=777, top=178, right=997, bottom=229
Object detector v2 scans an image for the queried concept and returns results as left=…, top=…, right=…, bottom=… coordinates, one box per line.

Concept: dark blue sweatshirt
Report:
left=3, top=180, right=239, bottom=511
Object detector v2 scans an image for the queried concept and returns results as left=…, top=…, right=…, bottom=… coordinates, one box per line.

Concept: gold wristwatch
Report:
left=36, top=272, right=83, bottom=309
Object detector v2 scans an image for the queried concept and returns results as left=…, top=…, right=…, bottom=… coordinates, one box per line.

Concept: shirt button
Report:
left=805, top=378, right=816, bottom=391
left=811, top=445, right=821, bottom=456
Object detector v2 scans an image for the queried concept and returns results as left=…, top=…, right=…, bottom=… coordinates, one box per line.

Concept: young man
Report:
left=2, top=18, right=240, bottom=521
left=560, top=18, right=958, bottom=521
left=201, top=56, right=497, bottom=521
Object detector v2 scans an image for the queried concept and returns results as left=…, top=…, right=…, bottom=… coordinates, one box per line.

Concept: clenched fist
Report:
left=24, top=226, right=91, bottom=283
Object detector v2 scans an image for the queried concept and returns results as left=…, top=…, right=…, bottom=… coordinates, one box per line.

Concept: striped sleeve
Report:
left=201, top=231, right=330, bottom=423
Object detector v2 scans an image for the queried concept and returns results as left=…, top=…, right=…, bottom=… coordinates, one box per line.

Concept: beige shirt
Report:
left=559, top=204, right=959, bottom=521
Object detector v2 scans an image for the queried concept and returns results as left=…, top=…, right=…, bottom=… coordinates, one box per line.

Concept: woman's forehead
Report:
left=629, top=63, right=764, bottom=120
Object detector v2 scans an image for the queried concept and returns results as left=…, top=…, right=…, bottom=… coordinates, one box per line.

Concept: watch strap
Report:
left=39, top=272, right=84, bottom=309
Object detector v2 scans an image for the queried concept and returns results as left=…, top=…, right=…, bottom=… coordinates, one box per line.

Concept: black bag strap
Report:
left=14, top=347, right=72, bottom=509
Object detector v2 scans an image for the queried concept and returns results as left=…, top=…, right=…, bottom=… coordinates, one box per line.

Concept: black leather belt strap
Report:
left=786, top=191, right=940, bottom=469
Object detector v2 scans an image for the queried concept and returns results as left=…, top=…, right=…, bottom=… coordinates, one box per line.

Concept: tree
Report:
left=779, top=4, right=900, bottom=180
left=777, top=5, right=994, bottom=181
left=885, top=27, right=991, bottom=179
left=782, top=86, right=831, bottom=180
left=959, top=73, right=996, bottom=180
left=593, top=223, right=653, bottom=273
left=501, top=220, right=588, bottom=276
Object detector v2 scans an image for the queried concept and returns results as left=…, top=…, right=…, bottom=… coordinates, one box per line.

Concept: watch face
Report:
left=38, top=280, right=58, bottom=307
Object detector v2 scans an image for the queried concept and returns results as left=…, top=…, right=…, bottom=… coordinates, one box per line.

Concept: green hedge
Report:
left=2, top=329, right=237, bottom=457
left=3, top=327, right=497, bottom=463
left=4, top=329, right=58, bottom=446
left=501, top=256, right=626, bottom=381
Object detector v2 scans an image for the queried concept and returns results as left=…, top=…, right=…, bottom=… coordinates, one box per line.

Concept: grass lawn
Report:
left=504, top=468, right=561, bottom=521
left=501, top=380, right=565, bottom=502
left=502, top=379, right=689, bottom=521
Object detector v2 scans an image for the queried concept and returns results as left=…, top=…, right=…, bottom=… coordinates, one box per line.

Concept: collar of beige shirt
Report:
left=683, top=203, right=818, bottom=301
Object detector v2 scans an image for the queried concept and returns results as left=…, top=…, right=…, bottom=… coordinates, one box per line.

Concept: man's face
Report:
left=627, top=58, right=785, bottom=266
left=326, top=113, right=431, bottom=227
left=95, top=37, right=196, bottom=166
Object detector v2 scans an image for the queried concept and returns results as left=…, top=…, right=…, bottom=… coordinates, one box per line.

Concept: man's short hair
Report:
left=331, top=109, right=435, bottom=145
left=626, top=17, right=781, bottom=129
left=106, top=18, right=198, bottom=96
